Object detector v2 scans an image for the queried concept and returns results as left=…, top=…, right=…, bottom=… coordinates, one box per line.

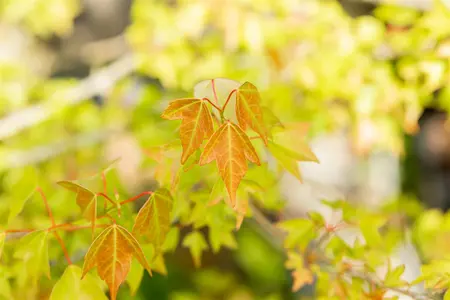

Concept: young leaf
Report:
left=209, top=226, right=237, bottom=253
left=50, top=265, right=107, bottom=300
left=161, top=98, right=214, bottom=164
left=236, top=82, right=268, bottom=145
left=14, top=230, right=50, bottom=279
left=125, top=259, right=144, bottom=296
left=57, top=181, right=98, bottom=236
left=182, top=231, right=208, bottom=268
left=7, top=166, right=38, bottom=224
left=268, top=123, right=318, bottom=181
left=82, top=224, right=151, bottom=300
left=384, top=264, right=407, bottom=287
left=132, top=188, right=173, bottom=250
left=199, top=121, right=260, bottom=206
left=162, top=226, right=180, bottom=253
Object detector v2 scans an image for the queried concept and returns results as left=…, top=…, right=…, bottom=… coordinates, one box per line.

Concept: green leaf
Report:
left=50, top=265, right=107, bottom=300
left=7, top=166, right=38, bottom=224
left=209, top=226, right=237, bottom=253
left=182, top=231, right=208, bottom=268
left=132, top=188, right=174, bottom=250
left=444, top=288, right=450, bottom=300
left=14, top=230, right=50, bottom=280
left=126, top=259, right=144, bottom=296
left=277, top=219, right=316, bottom=249
left=208, top=178, right=226, bottom=205
left=162, top=226, right=180, bottom=253
left=360, top=215, right=387, bottom=247
left=384, top=264, right=407, bottom=287
left=0, top=267, right=12, bottom=299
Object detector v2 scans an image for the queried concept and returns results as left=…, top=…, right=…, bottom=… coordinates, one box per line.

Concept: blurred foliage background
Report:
left=2, top=0, right=450, bottom=299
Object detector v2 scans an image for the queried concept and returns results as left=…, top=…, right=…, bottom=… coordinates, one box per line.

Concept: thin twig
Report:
left=36, top=187, right=72, bottom=264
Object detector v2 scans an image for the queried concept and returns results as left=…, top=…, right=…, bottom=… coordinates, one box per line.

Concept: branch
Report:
left=0, top=54, right=135, bottom=141
left=248, top=203, right=433, bottom=300
left=0, top=128, right=118, bottom=171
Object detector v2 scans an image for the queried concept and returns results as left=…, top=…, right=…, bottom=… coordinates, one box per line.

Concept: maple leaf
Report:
left=236, top=81, right=268, bottom=145
left=182, top=231, right=208, bottom=268
left=292, top=268, right=314, bottom=291
left=199, top=121, right=260, bottom=207
left=50, top=265, right=107, bottom=300
left=82, top=224, right=151, bottom=300
left=268, top=123, right=319, bottom=182
left=57, top=181, right=98, bottom=236
left=14, top=230, right=50, bottom=280
left=132, top=188, right=173, bottom=250
left=161, top=98, right=214, bottom=164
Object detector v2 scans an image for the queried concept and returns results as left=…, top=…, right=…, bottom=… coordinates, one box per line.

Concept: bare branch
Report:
left=0, top=54, right=135, bottom=141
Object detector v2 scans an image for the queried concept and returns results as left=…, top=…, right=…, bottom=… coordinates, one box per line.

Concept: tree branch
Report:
left=0, top=54, right=135, bottom=141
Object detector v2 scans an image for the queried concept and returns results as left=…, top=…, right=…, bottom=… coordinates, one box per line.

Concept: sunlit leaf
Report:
left=384, top=264, right=407, bottom=287
left=208, top=177, right=226, bottom=206
left=161, top=98, right=214, bottom=164
left=209, top=226, right=237, bottom=253
left=182, top=230, right=208, bottom=268
left=57, top=181, right=98, bottom=237
left=199, top=121, right=260, bottom=206
left=162, top=226, right=180, bottom=253
left=125, top=259, right=144, bottom=296
left=277, top=219, right=316, bottom=250
left=50, top=265, right=107, bottom=300
left=82, top=224, right=151, bottom=300
left=7, top=166, right=38, bottom=224
left=14, top=230, right=50, bottom=280
left=268, top=123, right=318, bottom=181
left=236, top=81, right=268, bottom=145
left=132, top=188, right=173, bottom=250
left=292, top=268, right=314, bottom=292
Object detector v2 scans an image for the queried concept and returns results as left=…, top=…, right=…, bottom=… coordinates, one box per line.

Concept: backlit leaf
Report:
left=384, top=264, right=407, bottom=288
left=14, top=230, right=50, bottom=280
left=268, top=123, right=318, bottom=181
left=82, top=224, right=151, bottom=300
left=57, top=181, right=97, bottom=220
left=209, top=226, right=237, bottom=253
left=161, top=98, right=214, bottom=164
left=50, top=265, right=107, bottom=300
left=7, top=166, right=38, bottom=224
left=182, top=230, right=208, bottom=268
left=57, top=181, right=97, bottom=237
left=132, top=188, right=173, bottom=250
left=199, top=121, right=260, bottom=207
left=292, top=268, right=314, bottom=292
left=162, top=226, right=180, bottom=253
left=125, top=259, right=144, bottom=296
left=236, top=82, right=268, bottom=145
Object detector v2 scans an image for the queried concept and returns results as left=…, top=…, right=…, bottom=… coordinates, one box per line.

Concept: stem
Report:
left=211, top=79, right=219, bottom=104
left=5, top=229, right=34, bottom=234
left=120, top=191, right=153, bottom=205
left=36, top=187, right=72, bottom=264
left=101, top=172, right=107, bottom=210
left=96, top=192, right=116, bottom=207
left=36, top=187, right=56, bottom=226
left=203, top=97, right=222, bottom=113
left=222, top=89, right=237, bottom=112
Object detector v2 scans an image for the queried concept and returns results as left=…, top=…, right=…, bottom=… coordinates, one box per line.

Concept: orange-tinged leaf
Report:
left=236, top=82, right=268, bottom=145
left=199, top=121, right=260, bottom=207
left=57, top=181, right=98, bottom=237
left=57, top=181, right=96, bottom=220
left=132, top=188, right=173, bottom=250
left=161, top=98, right=214, bottom=164
left=292, top=268, right=314, bottom=291
left=81, top=224, right=151, bottom=300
